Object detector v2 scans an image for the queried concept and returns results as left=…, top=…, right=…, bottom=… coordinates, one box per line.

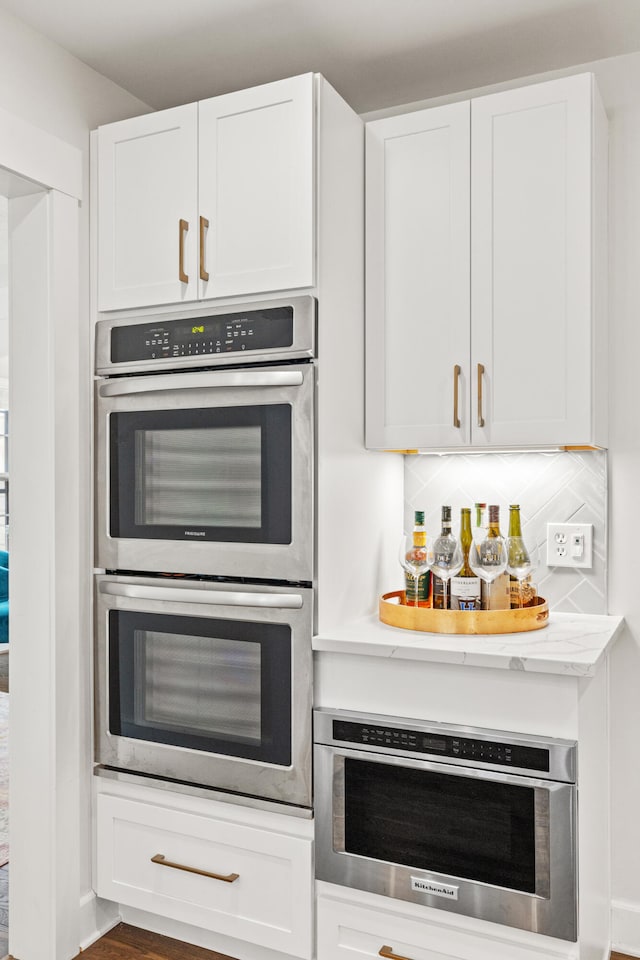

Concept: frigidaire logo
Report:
left=411, top=877, right=459, bottom=900
left=184, top=531, right=206, bottom=537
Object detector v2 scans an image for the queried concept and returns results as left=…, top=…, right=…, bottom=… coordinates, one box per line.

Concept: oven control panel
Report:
left=110, top=305, right=294, bottom=364
left=332, top=719, right=550, bottom=772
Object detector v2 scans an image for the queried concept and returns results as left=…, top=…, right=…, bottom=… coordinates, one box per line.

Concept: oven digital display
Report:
left=423, top=736, right=447, bottom=752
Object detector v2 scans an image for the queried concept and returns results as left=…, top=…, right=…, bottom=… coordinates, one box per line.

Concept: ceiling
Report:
left=0, top=0, right=639, bottom=113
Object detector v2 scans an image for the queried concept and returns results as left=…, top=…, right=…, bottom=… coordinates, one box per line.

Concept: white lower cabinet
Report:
left=316, top=885, right=577, bottom=960
left=95, top=791, right=313, bottom=959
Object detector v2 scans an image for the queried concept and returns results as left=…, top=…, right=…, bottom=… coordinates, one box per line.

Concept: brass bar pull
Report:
left=199, top=216, right=210, bottom=282
left=151, top=853, right=239, bottom=883
left=477, top=362, right=485, bottom=428
left=453, top=364, right=461, bottom=428
left=179, top=219, right=189, bottom=283
left=379, top=947, right=414, bottom=960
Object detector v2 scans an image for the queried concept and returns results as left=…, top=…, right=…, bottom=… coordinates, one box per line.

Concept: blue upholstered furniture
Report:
left=0, top=550, right=8, bottom=644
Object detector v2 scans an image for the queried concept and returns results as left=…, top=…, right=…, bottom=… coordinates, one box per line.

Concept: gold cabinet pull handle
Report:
left=199, top=216, right=210, bottom=282
left=151, top=853, right=239, bottom=883
left=477, top=362, right=485, bottom=428
left=178, top=219, right=189, bottom=283
left=379, top=947, right=414, bottom=960
left=453, top=364, right=461, bottom=428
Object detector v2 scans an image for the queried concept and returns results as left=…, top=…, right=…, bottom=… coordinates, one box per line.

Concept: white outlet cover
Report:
left=546, top=522, right=593, bottom=569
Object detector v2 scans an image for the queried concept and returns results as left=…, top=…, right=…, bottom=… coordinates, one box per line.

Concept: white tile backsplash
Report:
left=404, top=450, right=607, bottom=614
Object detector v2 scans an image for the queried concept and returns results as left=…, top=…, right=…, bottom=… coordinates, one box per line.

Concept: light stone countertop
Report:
left=312, top=612, right=625, bottom=677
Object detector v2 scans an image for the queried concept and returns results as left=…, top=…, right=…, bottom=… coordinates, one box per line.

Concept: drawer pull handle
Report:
left=151, top=853, right=239, bottom=883
left=379, top=948, right=414, bottom=960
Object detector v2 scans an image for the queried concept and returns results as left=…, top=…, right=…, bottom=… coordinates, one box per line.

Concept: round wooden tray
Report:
left=379, top=590, right=549, bottom=635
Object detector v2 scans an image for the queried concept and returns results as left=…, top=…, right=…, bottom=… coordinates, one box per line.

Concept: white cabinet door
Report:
left=471, top=74, right=596, bottom=447
left=97, top=104, right=199, bottom=311
left=198, top=73, right=315, bottom=299
left=366, top=101, right=471, bottom=450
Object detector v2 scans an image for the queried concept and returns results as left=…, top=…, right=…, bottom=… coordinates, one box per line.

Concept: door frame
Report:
left=1, top=103, right=84, bottom=960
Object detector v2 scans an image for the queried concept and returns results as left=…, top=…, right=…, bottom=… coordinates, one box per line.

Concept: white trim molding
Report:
left=0, top=104, right=81, bottom=200
left=2, top=111, right=83, bottom=960
left=612, top=899, right=640, bottom=957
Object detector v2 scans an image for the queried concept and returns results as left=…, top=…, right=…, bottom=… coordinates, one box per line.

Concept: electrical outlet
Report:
left=546, top=523, right=593, bottom=568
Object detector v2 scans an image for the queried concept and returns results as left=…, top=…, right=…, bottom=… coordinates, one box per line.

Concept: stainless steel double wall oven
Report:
left=94, top=297, right=316, bottom=810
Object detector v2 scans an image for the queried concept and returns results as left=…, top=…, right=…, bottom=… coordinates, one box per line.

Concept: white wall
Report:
left=0, top=3, right=150, bottom=942
left=365, top=49, right=640, bottom=953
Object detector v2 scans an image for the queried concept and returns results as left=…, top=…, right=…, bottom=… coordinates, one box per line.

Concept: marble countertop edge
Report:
left=312, top=612, right=625, bottom=677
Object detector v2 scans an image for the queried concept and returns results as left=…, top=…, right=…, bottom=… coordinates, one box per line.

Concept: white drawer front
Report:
left=317, top=893, right=573, bottom=960
left=318, top=895, right=444, bottom=960
left=96, top=794, right=313, bottom=958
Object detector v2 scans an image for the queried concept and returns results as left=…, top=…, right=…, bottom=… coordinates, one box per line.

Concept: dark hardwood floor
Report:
left=72, top=924, right=237, bottom=960
left=67, top=923, right=639, bottom=960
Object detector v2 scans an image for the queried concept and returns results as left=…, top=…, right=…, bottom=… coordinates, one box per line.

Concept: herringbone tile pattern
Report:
left=405, top=449, right=607, bottom=614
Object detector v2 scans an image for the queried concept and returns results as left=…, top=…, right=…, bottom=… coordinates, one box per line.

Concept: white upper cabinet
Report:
left=366, top=73, right=607, bottom=450
left=198, top=74, right=314, bottom=300
left=366, top=101, right=471, bottom=450
left=97, top=74, right=315, bottom=312
left=97, top=105, right=199, bottom=311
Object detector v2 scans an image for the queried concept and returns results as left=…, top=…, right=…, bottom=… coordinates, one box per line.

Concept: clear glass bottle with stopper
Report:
left=473, top=502, right=488, bottom=542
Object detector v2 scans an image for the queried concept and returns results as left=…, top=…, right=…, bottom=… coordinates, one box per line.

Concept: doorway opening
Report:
left=0, top=168, right=50, bottom=960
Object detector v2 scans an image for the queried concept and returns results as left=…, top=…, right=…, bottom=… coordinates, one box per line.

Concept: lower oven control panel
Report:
left=332, top=719, right=550, bottom=772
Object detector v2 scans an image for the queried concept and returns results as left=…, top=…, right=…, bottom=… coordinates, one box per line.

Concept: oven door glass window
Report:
left=343, top=758, right=537, bottom=893
left=110, top=404, right=291, bottom=543
left=108, top=610, right=291, bottom=765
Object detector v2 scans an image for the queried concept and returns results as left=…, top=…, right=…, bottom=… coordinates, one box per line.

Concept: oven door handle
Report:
left=99, top=581, right=304, bottom=609
left=98, top=369, right=304, bottom=398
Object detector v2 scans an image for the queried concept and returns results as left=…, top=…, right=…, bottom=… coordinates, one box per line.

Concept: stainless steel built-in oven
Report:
left=95, top=574, right=313, bottom=808
left=94, top=297, right=315, bottom=581
left=315, top=708, right=577, bottom=941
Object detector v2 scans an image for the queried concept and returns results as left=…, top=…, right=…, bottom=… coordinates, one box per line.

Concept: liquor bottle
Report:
left=432, top=505, right=452, bottom=609
left=450, top=507, right=482, bottom=610
left=482, top=504, right=510, bottom=610
left=507, top=504, right=534, bottom=608
left=404, top=510, right=431, bottom=607
left=473, top=502, right=488, bottom=542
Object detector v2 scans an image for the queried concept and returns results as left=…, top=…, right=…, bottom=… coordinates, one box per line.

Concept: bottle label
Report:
left=483, top=572, right=511, bottom=610
left=432, top=575, right=446, bottom=609
left=405, top=571, right=431, bottom=604
left=450, top=577, right=481, bottom=611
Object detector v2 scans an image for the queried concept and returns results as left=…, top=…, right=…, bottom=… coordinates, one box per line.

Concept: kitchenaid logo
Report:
left=184, top=530, right=206, bottom=537
left=411, top=877, right=459, bottom=900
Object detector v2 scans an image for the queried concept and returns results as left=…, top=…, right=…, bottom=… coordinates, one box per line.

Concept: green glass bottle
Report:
left=450, top=508, right=481, bottom=610
left=508, top=504, right=533, bottom=608
left=483, top=505, right=510, bottom=611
